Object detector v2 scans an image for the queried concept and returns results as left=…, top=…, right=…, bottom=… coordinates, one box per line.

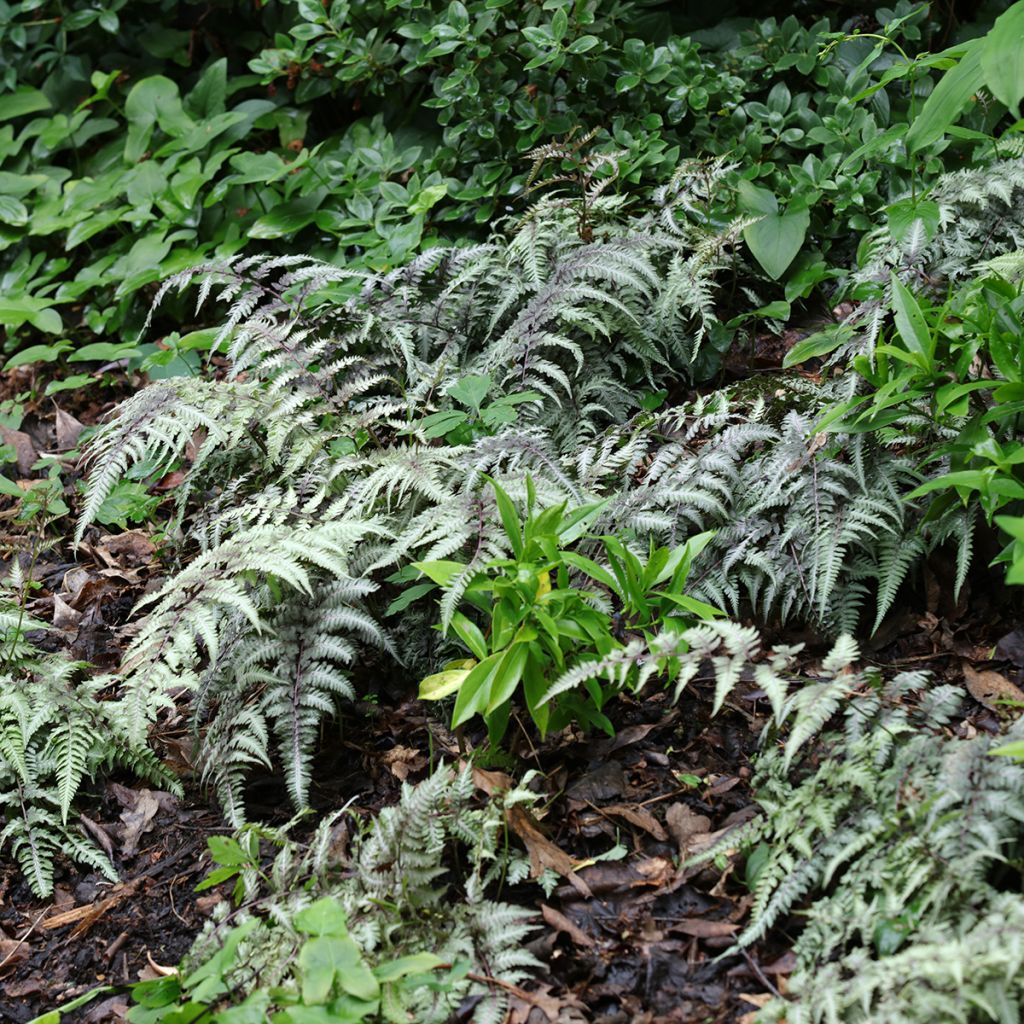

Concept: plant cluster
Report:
left=0, top=590, right=180, bottom=896
left=128, top=765, right=538, bottom=1024
left=6, top=3, right=1024, bottom=1022
left=699, top=639, right=1024, bottom=1024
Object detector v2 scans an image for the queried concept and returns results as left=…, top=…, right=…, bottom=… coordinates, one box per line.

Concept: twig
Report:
left=0, top=909, right=48, bottom=970
left=742, top=948, right=783, bottom=999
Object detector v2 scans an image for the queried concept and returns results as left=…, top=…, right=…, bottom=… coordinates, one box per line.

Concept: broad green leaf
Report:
left=560, top=551, right=618, bottom=592
left=886, top=198, right=940, bottom=244
left=44, top=375, right=94, bottom=396
left=982, top=0, right=1024, bottom=117
left=448, top=373, right=491, bottom=413
left=450, top=611, right=488, bottom=660
left=906, top=40, right=985, bottom=152
left=485, top=642, right=529, bottom=713
left=419, top=410, right=466, bottom=438
left=408, top=183, right=447, bottom=214
left=451, top=651, right=504, bottom=727
left=385, top=581, right=435, bottom=615
left=889, top=274, right=935, bottom=370
left=249, top=195, right=323, bottom=239
left=736, top=180, right=778, bottom=216
left=5, top=341, right=72, bottom=369
left=373, top=952, right=445, bottom=982
left=0, top=87, right=51, bottom=121
left=487, top=477, right=523, bottom=558
left=743, top=207, right=810, bottom=280
left=412, top=559, right=467, bottom=586
left=0, top=196, right=28, bottom=227
left=299, top=935, right=378, bottom=1005
left=69, top=342, right=142, bottom=363
left=207, top=835, right=250, bottom=866
left=294, top=897, right=349, bottom=937
left=783, top=328, right=847, bottom=368
left=124, top=76, right=193, bottom=163
left=419, top=662, right=475, bottom=700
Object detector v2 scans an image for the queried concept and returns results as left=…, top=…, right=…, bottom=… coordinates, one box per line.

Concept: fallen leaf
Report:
left=507, top=805, right=592, bottom=898
left=80, top=814, right=116, bottom=859
left=83, top=996, right=129, bottom=1022
left=963, top=662, right=1024, bottom=716
left=3, top=977, right=43, bottom=996
left=470, top=766, right=592, bottom=897
left=0, top=425, right=37, bottom=475
left=541, top=904, right=594, bottom=947
left=117, top=788, right=162, bottom=857
left=52, top=593, right=82, bottom=629
left=54, top=407, right=85, bottom=451
left=764, top=951, right=797, bottom=975
left=995, top=629, right=1024, bottom=666
left=665, top=803, right=711, bottom=855
left=589, top=715, right=676, bottom=757
left=566, top=762, right=626, bottom=803
left=96, top=529, right=157, bottom=567
left=381, top=744, right=427, bottom=781
left=600, top=803, right=668, bottom=841
left=669, top=918, right=738, bottom=938
left=0, top=938, right=29, bottom=969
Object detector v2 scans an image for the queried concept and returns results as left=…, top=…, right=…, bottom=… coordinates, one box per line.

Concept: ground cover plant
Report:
left=4, top=1, right=1024, bottom=1022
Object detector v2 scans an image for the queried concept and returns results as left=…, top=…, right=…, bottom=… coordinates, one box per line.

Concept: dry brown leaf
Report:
left=507, top=805, right=592, bottom=898
left=601, top=802, right=668, bottom=841
left=669, top=918, right=738, bottom=938
left=381, top=744, right=427, bottom=781
left=0, top=937, right=29, bottom=969
left=3, top=977, right=44, bottom=996
left=0, top=425, right=37, bottom=475
left=52, top=593, right=82, bottom=630
left=96, top=529, right=157, bottom=567
left=80, top=814, right=116, bottom=859
left=469, top=766, right=592, bottom=897
left=116, top=788, right=162, bottom=857
left=963, top=662, right=1024, bottom=715
left=665, top=803, right=711, bottom=855
left=541, top=904, right=594, bottom=947
left=54, top=407, right=85, bottom=451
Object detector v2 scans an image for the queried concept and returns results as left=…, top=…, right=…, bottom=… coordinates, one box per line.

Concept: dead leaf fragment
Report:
left=470, top=766, right=592, bottom=897
left=507, top=805, right=592, bottom=899
left=116, top=788, right=162, bottom=857
left=666, top=803, right=711, bottom=856
left=52, top=593, right=82, bottom=630
left=381, top=744, right=427, bottom=781
left=96, top=529, right=157, bottom=567
left=669, top=917, right=738, bottom=938
left=963, top=662, right=1024, bottom=715
left=541, top=904, right=594, bottom=948
left=55, top=407, right=85, bottom=451
left=0, top=425, right=37, bottom=476
left=601, top=802, right=668, bottom=841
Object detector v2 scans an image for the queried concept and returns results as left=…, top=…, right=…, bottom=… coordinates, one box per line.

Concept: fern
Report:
left=180, top=765, right=538, bottom=1023
left=708, top=650, right=1024, bottom=1024
left=0, top=650, right=181, bottom=897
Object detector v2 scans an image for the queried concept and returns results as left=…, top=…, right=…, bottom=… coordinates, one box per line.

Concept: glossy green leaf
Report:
left=906, top=40, right=985, bottom=152
left=982, top=1, right=1024, bottom=117
left=743, top=207, right=810, bottom=280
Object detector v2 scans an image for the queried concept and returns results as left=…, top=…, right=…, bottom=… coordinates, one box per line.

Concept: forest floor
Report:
left=3, top=365, right=1021, bottom=1024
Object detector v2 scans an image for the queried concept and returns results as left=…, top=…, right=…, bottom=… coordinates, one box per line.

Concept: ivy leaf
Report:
left=299, top=935, right=379, bottom=1005
left=743, top=206, right=809, bottom=280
